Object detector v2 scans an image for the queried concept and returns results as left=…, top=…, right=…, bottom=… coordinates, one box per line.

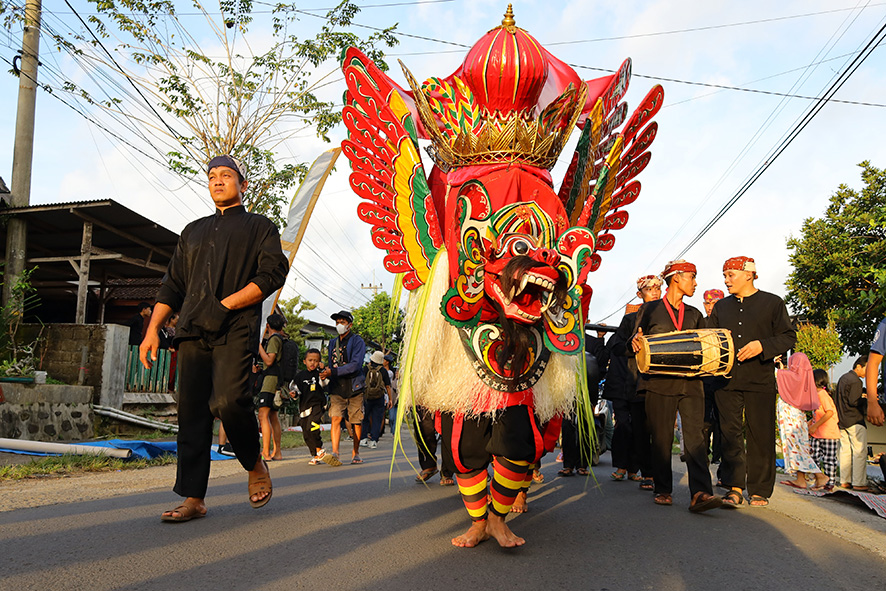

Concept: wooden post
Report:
left=2, top=0, right=42, bottom=307
left=75, top=221, right=92, bottom=323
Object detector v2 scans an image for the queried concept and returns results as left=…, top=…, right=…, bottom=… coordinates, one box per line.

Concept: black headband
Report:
left=207, top=155, right=245, bottom=180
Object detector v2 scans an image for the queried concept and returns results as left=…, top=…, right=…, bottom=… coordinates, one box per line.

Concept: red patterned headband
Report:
left=704, top=289, right=725, bottom=303
left=662, top=260, right=696, bottom=279
left=723, top=256, right=757, bottom=276
left=637, top=274, right=662, bottom=290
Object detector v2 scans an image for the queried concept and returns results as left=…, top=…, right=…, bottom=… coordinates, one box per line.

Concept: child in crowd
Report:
left=809, top=369, right=840, bottom=491
left=776, top=353, right=828, bottom=490
left=291, top=348, right=340, bottom=466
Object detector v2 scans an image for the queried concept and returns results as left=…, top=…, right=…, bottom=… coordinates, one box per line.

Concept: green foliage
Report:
left=0, top=267, right=43, bottom=376
left=352, top=292, right=404, bottom=357
left=794, top=322, right=844, bottom=370
left=3, top=1, right=398, bottom=226
left=786, top=161, right=886, bottom=355
left=0, top=453, right=176, bottom=481
left=277, top=295, right=317, bottom=352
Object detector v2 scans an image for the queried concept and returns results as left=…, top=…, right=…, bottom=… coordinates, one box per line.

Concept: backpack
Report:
left=364, top=364, right=385, bottom=400
left=270, top=335, right=300, bottom=388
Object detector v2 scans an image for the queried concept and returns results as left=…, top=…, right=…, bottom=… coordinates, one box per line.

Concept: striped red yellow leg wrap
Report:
left=456, top=469, right=489, bottom=521
left=489, top=456, right=531, bottom=517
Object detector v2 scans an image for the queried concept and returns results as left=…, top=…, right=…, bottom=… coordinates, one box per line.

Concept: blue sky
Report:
left=1, top=0, right=885, bottom=354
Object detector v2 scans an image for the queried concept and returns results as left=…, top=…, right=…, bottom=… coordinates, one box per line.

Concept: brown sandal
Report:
left=653, top=493, right=672, bottom=505
left=161, top=504, right=206, bottom=522
left=248, top=460, right=273, bottom=508
left=689, top=492, right=723, bottom=513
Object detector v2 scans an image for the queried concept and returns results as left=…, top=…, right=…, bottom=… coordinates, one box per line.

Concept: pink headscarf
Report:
left=776, top=352, right=819, bottom=411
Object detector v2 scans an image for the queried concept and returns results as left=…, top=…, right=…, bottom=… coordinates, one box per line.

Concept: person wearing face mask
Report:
left=320, top=310, right=367, bottom=464
left=709, top=256, right=796, bottom=508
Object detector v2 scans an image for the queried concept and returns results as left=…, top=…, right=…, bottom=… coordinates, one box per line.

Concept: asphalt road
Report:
left=1, top=432, right=885, bottom=591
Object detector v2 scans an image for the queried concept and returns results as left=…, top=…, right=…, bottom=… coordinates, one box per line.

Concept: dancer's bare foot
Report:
left=510, top=490, right=529, bottom=513
left=451, top=520, right=490, bottom=548
left=486, top=513, right=525, bottom=547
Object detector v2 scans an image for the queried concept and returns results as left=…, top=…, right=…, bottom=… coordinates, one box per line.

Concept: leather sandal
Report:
left=248, top=460, right=273, bottom=508
left=689, top=492, right=723, bottom=513
left=653, top=493, right=672, bottom=505
left=721, top=490, right=743, bottom=507
left=161, top=504, right=206, bottom=522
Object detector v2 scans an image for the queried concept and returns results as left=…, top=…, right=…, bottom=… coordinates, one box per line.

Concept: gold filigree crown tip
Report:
left=502, top=4, right=516, bottom=27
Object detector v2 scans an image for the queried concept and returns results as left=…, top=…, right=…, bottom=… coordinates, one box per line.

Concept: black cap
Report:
left=331, top=310, right=353, bottom=323
left=384, top=354, right=394, bottom=363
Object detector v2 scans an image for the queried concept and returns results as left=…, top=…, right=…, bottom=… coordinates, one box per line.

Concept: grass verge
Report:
left=0, top=453, right=177, bottom=481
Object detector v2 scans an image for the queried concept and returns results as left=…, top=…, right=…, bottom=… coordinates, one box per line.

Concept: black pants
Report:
left=175, top=328, right=259, bottom=498
left=715, top=389, right=777, bottom=498
left=414, top=406, right=453, bottom=477
left=299, top=405, right=325, bottom=456
left=609, top=399, right=640, bottom=473
left=645, top=391, right=712, bottom=498
left=439, top=406, right=543, bottom=473
left=561, top=416, right=592, bottom=470
left=703, top=389, right=722, bottom=464
left=630, top=398, right=652, bottom=477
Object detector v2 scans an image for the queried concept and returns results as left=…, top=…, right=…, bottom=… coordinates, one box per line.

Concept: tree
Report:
left=794, top=322, right=843, bottom=370
left=277, top=295, right=317, bottom=352
left=1, top=1, right=397, bottom=225
left=786, top=161, right=886, bottom=355
left=352, top=292, right=404, bottom=356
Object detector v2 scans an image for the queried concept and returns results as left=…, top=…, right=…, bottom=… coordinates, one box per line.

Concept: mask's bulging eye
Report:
left=512, top=240, right=530, bottom=256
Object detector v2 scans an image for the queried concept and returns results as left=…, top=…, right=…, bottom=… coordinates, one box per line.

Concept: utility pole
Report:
left=361, top=270, right=382, bottom=297
left=2, top=0, right=42, bottom=307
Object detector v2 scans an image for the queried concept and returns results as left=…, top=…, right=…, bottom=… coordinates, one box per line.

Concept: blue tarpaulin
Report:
left=0, top=439, right=234, bottom=461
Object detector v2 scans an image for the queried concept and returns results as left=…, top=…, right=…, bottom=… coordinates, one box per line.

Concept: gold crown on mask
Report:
left=400, top=5, right=588, bottom=172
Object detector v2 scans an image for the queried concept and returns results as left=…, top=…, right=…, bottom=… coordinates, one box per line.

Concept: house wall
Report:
left=18, top=323, right=128, bottom=406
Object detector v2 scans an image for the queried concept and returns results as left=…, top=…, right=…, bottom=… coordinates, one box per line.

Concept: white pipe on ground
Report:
left=0, top=437, right=132, bottom=458
left=92, top=405, right=178, bottom=433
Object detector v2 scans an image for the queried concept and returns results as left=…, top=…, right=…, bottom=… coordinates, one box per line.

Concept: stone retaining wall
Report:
left=0, top=382, right=94, bottom=441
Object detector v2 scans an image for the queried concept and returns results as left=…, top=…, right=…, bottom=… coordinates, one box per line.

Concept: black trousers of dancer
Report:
left=299, top=405, right=326, bottom=456
left=561, top=416, right=592, bottom=470
left=645, top=391, right=713, bottom=498
left=414, top=406, right=453, bottom=477
left=609, top=399, right=640, bottom=474
left=175, top=324, right=260, bottom=498
left=715, top=389, right=777, bottom=498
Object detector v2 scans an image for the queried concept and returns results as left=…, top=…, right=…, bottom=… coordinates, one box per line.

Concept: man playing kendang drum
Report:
left=709, top=256, right=796, bottom=507
left=631, top=260, right=723, bottom=511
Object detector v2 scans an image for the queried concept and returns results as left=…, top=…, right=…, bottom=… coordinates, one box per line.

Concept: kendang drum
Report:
left=636, top=329, right=734, bottom=377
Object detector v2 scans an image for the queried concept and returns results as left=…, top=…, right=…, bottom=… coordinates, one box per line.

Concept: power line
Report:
left=61, top=0, right=204, bottom=168
left=675, top=16, right=886, bottom=259
left=643, top=2, right=873, bottom=269
left=547, top=4, right=886, bottom=46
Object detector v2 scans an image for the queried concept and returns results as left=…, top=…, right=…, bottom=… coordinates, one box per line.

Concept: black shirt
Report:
left=292, top=368, right=327, bottom=409
left=632, top=299, right=706, bottom=397
left=835, top=370, right=866, bottom=429
left=709, top=290, right=796, bottom=392
left=156, top=205, right=289, bottom=352
left=603, top=313, right=639, bottom=402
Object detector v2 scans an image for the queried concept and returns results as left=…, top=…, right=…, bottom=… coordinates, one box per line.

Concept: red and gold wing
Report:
left=340, top=49, right=443, bottom=290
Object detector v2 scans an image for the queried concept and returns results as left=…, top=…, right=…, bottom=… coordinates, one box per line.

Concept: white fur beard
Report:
left=401, top=252, right=578, bottom=423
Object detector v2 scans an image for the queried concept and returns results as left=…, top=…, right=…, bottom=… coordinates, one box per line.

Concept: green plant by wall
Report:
left=0, top=266, right=44, bottom=377
left=795, top=322, right=844, bottom=369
